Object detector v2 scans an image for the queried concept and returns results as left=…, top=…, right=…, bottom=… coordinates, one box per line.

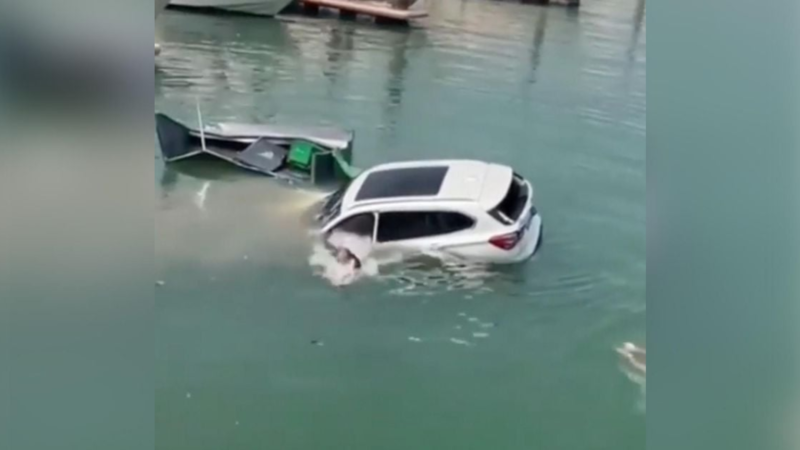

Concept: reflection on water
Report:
left=629, top=0, right=646, bottom=64
left=156, top=0, right=645, bottom=296
left=155, top=0, right=645, bottom=322
left=527, top=8, right=548, bottom=84
left=156, top=0, right=645, bottom=447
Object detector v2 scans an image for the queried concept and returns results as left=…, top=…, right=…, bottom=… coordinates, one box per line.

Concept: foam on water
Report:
left=308, top=229, right=500, bottom=291
left=308, top=230, right=384, bottom=287
left=616, top=342, right=646, bottom=413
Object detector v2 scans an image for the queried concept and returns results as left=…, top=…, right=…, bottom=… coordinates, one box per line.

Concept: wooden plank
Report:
left=301, top=0, right=428, bottom=20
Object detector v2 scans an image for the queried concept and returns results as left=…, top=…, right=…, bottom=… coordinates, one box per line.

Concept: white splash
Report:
left=194, top=181, right=210, bottom=211
left=616, top=342, right=646, bottom=413
left=616, top=342, right=646, bottom=376
left=308, top=230, right=379, bottom=287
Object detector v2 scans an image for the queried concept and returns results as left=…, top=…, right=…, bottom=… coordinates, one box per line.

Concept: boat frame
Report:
left=155, top=111, right=356, bottom=187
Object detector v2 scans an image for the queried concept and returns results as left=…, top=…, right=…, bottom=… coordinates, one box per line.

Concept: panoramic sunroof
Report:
left=355, top=166, right=449, bottom=201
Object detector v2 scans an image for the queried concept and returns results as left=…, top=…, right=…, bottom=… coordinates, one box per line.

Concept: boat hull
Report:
left=168, top=0, right=293, bottom=16
left=155, top=113, right=356, bottom=186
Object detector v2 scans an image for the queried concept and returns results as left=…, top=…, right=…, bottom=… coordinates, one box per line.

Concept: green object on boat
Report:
left=287, top=139, right=361, bottom=184
left=332, top=150, right=362, bottom=180
left=288, top=141, right=315, bottom=169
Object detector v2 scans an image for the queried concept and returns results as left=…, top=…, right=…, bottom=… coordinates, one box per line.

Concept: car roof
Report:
left=341, top=159, right=513, bottom=212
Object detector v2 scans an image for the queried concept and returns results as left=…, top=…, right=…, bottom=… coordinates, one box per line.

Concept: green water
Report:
left=155, top=0, right=645, bottom=448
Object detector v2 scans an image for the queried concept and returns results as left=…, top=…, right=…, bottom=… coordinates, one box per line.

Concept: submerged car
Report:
left=316, top=160, right=543, bottom=264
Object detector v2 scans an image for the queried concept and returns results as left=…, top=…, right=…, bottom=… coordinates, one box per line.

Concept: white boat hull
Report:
left=169, top=0, right=293, bottom=16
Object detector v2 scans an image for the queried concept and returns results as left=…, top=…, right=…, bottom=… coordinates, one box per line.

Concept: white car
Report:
left=316, top=160, right=543, bottom=264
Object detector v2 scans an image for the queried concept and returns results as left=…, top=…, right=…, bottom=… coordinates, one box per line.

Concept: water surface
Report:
left=155, top=1, right=646, bottom=448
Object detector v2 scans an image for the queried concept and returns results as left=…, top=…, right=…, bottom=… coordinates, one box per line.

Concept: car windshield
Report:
left=317, top=184, right=348, bottom=226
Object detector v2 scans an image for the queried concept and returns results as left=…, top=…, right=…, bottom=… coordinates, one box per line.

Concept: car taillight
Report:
left=489, top=232, right=520, bottom=250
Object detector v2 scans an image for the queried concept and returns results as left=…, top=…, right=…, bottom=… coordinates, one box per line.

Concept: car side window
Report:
left=437, top=212, right=475, bottom=234
left=377, top=211, right=474, bottom=242
left=333, top=213, right=375, bottom=237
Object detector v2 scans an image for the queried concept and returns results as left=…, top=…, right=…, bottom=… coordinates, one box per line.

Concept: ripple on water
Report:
left=383, top=258, right=500, bottom=297
left=155, top=0, right=645, bottom=442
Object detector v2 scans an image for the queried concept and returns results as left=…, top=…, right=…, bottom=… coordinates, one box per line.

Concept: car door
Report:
left=326, top=212, right=377, bottom=254
left=374, top=210, right=476, bottom=255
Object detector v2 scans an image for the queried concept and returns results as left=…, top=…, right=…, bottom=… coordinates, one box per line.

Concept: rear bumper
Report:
left=514, top=213, right=543, bottom=263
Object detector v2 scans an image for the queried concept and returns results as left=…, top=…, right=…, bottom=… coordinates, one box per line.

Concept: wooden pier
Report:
left=299, top=0, right=428, bottom=24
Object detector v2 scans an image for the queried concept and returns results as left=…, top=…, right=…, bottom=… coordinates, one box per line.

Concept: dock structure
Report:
left=522, top=0, right=580, bottom=6
left=299, top=0, right=428, bottom=24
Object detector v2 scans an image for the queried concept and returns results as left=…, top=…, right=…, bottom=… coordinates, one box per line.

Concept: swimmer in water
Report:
left=336, top=247, right=362, bottom=270
left=328, top=246, right=361, bottom=287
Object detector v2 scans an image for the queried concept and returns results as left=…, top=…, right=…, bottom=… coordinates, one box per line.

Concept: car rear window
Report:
left=489, top=173, right=528, bottom=224
left=377, top=211, right=474, bottom=242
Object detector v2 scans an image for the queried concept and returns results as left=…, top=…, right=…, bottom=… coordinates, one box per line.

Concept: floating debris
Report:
left=186, top=392, right=192, bottom=399
left=616, top=342, right=646, bottom=412
left=454, top=325, right=462, bottom=330
left=467, top=317, right=479, bottom=323
left=311, top=340, right=325, bottom=346
left=479, top=322, right=496, bottom=329
left=408, top=336, right=422, bottom=343
left=616, top=342, right=646, bottom=376
left=156, top=280, right=166, bottom=287
left=472, top=332, right=490, bottom=338
left=457, top=312, right=467, bottom=317
left=243, top=255, right=249, bottom=261
left=235, top=421, right=240, bottom=426
left=450, top=338, right=473, bottom=346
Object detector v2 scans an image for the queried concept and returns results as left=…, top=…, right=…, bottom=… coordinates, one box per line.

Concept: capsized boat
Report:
left=155, top=112, right=359, bottom=187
